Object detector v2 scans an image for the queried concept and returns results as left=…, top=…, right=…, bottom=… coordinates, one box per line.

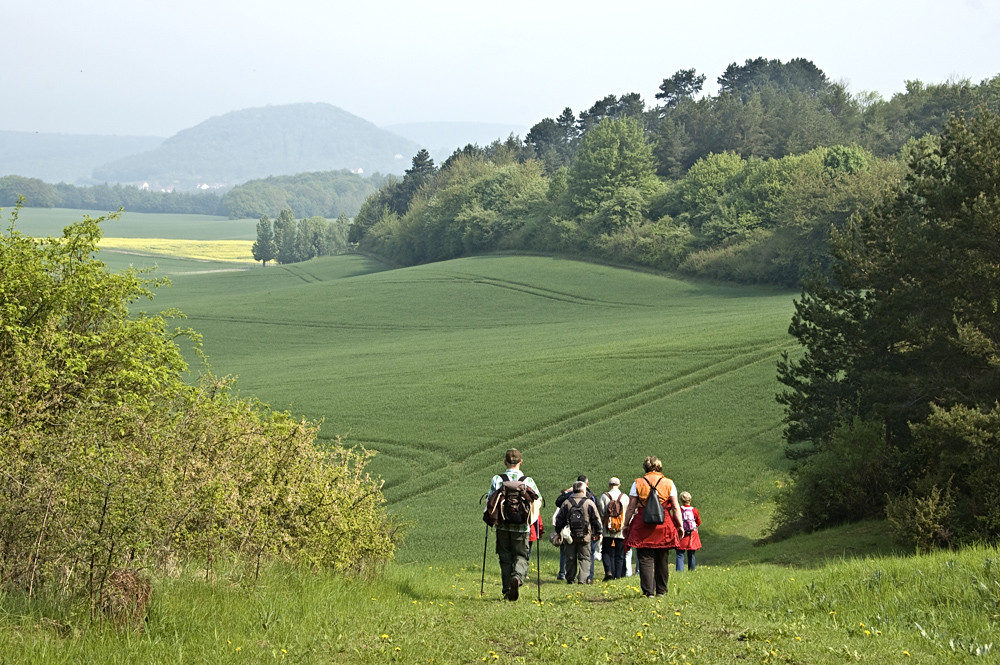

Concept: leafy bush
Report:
left=771, top=419, right=901, bottom=537
left=0, top=207, right=398, bottom=607
left=885, top=482, right=956, bottom=552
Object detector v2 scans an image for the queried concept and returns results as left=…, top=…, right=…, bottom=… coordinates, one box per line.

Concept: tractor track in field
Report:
left=382, top=339, right=795, bottom=504
left=442, top=271, right=651, bottom=308
left=179, top=314, right=481, bottom=333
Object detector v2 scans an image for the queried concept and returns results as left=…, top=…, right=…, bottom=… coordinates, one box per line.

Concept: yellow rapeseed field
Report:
left=100, top=238, right=255, bottom=263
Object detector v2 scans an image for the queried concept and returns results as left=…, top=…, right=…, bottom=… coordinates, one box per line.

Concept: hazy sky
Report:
left=4, top=0, right=999, bottom=137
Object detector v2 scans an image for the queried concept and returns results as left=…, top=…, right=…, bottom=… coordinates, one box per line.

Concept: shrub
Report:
left=0, top=207, right=399, bottom=611
left=885, top=482, right=956, bottom=552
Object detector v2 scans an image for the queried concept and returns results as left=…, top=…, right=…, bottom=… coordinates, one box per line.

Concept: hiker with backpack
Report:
left=553, top=480, right=602, bottom=584
left=597, top=477, right=629, bottom=580
left=483, top=448, right=540, bottom=601
left=554, top=475, right=598, bottom=581
left=675, top=491, right=701, bottom=571
left=622, top=456, right=683, bottom=597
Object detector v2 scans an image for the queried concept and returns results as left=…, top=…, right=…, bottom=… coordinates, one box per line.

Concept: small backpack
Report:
left=484, top=472, right=538, bottom=526
left=640, top=477, right=666, bottom=525
left=604, top=492, right=624, bottom=532
left=567, top=497, right=590, bottom=539
left=681, top=505, right=697, bottom=533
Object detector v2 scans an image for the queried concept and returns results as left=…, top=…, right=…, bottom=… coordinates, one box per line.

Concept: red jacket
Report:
left=625, top=473, right=680, bottom=550
left=676, top=506, right=701, bottom=551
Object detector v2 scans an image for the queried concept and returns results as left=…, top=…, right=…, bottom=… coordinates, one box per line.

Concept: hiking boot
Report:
left=507, top=575, right=520, bottom=601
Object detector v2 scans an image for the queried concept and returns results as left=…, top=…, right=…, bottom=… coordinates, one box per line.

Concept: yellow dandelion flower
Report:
left=865, top=630, right=871, bottom=636
left=381, top=634, right=389, bottom=640
left=395, top=647, right=401, bottom=652
left=903, top=651, right=911, bottom=657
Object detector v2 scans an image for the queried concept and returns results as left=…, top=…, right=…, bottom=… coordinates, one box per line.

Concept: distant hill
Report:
left=92, top=103, right=420, bottom=189
left=0, top=131, right=163, bottom=185
left=385, top=121, right=529, bottom=162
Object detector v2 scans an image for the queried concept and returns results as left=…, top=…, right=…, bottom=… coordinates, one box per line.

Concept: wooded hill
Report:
left=351, top=58, right=1000, bottom=287
left=92, top=103, right=419, bottom=189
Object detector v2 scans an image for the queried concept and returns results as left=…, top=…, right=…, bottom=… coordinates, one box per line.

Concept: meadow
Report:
left=3, top=209, right=997, bottom=663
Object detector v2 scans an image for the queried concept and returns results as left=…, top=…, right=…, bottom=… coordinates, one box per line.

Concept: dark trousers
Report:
left=562, top=539, right=591, bottom=584
left=602, top=536, right=626, bottom=579
left=495, top=529, right=530, bottom=595
left=636, top=547, right=670, bottom=596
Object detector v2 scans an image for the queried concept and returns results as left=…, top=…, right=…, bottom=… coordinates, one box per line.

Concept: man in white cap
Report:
left=597, top=476, right=629, bottom=580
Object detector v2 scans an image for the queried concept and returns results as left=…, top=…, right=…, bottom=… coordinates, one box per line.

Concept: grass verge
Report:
left=2, top=544, right=997, bottom=664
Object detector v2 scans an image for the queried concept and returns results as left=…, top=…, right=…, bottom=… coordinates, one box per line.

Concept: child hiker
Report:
left=675, top=491, right=701, bottom=571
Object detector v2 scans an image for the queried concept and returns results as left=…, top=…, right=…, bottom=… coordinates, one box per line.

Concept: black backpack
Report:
left=567, top=497, right=589, bottom=539
left=640, top=477, right=666, bottom=525
left=483, top=472, right=537, bottom=526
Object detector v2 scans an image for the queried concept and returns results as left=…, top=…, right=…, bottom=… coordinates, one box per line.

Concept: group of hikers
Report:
left=483, top=448, right=701, bottom=601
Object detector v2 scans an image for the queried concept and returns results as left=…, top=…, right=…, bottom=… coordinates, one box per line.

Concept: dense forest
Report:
left=350, top=58, right=1000, bottom=287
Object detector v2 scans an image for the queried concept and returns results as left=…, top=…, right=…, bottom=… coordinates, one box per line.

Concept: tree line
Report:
left=775, top=109, right=1000, bottom=549
left=0, top=169, right=385, bottom=220
left=349, top=58, right=999, bottom=287
left=251, top=209, right=351, bottom=266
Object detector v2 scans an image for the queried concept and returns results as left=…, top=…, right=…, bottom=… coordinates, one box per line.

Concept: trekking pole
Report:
left=536, top=528, right=541, bottom=602
left=480, top=523, right=489, bottom=597
left=536, top=496, right=544, bottom=603
left=479, top=492, right=489, bottom=598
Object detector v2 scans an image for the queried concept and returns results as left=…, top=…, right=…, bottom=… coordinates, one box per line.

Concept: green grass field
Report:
left=146, top=253, right=799, bottom=563
left=5, top=210, right=997, bottom=664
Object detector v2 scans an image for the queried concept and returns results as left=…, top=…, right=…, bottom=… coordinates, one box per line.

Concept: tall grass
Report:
left=1, top=546, right=996, bottom=663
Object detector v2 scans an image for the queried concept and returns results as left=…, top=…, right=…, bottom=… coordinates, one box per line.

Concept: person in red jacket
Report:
left=675, top=491, right=702, bottom=571
left=622, top=456, right=682, bottom=597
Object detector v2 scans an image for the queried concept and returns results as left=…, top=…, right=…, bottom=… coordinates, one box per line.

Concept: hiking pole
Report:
left=479, top=492, right=489, bottom=598
left=536, top=496, right=544, bottom=603
left=480, top=523, right=489, bottom=597
left=535, top=528, right=541, bottom=602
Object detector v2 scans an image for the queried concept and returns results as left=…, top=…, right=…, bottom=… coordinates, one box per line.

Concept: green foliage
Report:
left=772, top=419, right=901, bottom=535
left=567, top=117, right=658, bottom=216
left=251, top=215, right=277, bottom=266
left=1, top=177, right=225, bottom=215
left=0, top=176, right=58, bottom=207
left=910, top=404, right=1000, bottom=539
left=222, top=170, right=380, bottom=219
left=885, top=482, right=956, bottom=552
left=776, top=109, right=1000, bottom=539
left=360, top=154, right=548, bottom=264
left=0, top=208, right=397, bottom=605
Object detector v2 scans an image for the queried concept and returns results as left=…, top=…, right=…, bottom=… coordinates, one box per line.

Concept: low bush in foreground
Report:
left=0, top=207, right=398, bottom=615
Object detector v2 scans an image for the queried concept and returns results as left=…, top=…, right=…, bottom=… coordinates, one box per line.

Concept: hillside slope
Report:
left=93, top=103, right=419, bottom=188
left=146, top=253, right=799, bottom=562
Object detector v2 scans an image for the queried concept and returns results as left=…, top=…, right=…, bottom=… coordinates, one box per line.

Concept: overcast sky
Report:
left=4, top=0, right=999, bottom=137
